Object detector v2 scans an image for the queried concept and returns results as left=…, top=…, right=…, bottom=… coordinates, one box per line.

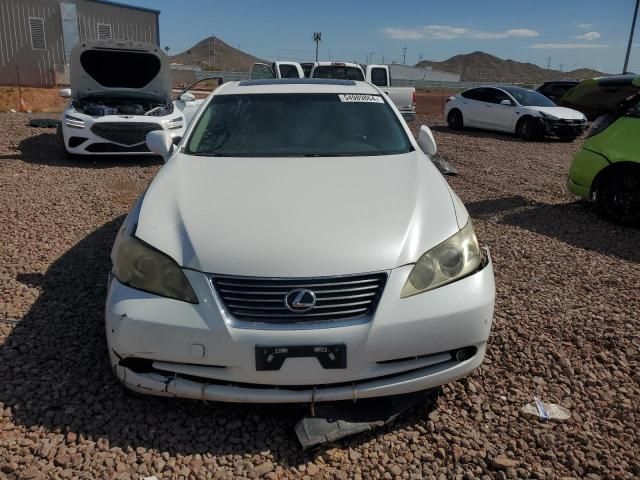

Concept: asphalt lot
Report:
left=0, top=110, right=638, bottom=479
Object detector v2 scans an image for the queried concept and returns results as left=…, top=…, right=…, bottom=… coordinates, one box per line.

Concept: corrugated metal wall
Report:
left=0, top=0, right=158, bottom=87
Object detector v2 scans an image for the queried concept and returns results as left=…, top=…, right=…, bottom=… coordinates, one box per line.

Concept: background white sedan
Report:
left=445, top=85, right=587, bottom=141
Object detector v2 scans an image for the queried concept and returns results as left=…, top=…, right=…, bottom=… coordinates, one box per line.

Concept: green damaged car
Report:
left=563, top=74, right=640, bottom=226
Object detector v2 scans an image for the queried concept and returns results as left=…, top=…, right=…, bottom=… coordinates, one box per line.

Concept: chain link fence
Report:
left=194, top=71, right=537, bottom=91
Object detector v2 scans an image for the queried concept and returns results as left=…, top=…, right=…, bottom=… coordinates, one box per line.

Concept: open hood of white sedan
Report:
left=135, top=152, right=460, bottom=277
left=70, top=40, right=172, bottom=101
left=521, top=106, right=585, bottom=120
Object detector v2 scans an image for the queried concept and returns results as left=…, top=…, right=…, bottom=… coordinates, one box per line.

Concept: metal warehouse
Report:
left=389, top=64, right=460, bottom=83
left=0, top=0, right=160, bottom=87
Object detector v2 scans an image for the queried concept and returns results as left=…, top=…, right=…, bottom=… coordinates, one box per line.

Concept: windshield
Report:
left=186, top=93, right=412, bottom=157
left=312, top=66, right=365, bottom=81
left=502, top=87, right=556, bottom=107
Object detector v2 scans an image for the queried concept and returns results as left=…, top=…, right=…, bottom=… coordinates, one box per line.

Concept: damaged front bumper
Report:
left=110, top=344, right=486, bottom=403
left=542, top=118, right=586, bottom=138
left=106, top=253, right=494, bottom=404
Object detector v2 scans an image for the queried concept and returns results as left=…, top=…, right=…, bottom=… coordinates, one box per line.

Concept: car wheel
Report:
left=516, top=117, right=542, bottom=141
left=447, top=109, right=463, bottom=130
left=596, top=170, right=640, bottom=227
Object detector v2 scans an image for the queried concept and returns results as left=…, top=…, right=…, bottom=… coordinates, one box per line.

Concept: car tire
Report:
left=595, top=170, right=640, bottom=227
left=447, top=109, right=463, bottom=130
left=516, top=117, right=543, bottom=141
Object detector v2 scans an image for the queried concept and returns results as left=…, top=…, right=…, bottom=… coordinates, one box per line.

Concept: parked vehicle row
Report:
left=249, top=61, right=416, bottom=121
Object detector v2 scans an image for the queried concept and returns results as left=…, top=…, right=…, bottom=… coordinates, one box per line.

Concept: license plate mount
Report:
left=255, top=344, right=346, bottom=371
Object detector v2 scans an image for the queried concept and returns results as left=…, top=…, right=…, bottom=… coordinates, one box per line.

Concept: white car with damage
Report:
left=445, top=85, right=587, bottom=141
left=105, top=78, right=495, bottom=403
left=58, top=40, right=188, bottom=156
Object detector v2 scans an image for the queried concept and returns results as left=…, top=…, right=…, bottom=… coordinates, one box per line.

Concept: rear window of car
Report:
left=313, top=66, right=365, bottom=81
left=186, top=93, right=412, bottom=157
left=278, top=64, right=300, bottom=78
left=461, top=88, right=486, bottom=101
left=370, top=68, right=388, bottom=87
left=301, top=63, right=313, bottom=78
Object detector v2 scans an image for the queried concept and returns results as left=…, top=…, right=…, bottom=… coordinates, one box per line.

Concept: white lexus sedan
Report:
left=445, top=85, right=587, bottom=141
left=105, top=79, right=495, bottom=403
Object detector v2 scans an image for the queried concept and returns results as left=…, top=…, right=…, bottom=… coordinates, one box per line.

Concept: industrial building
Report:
left=389, top=64, right=460, bottom=83
left=0, top=0, right=160, bottom=87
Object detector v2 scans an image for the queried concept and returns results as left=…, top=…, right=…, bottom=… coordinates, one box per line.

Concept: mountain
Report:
left=416, top=51, right=607, bottom=83
left=170, top=36, right=265, bottom=71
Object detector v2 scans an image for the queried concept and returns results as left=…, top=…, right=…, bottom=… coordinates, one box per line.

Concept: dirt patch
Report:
left=0, top=112, right=638, bottom=479
left=0, top=87, right=67, bottom=113
left=414, top=90, right=456, bottom=119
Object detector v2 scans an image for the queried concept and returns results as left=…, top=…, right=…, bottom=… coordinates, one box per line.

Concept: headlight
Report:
left=538, top=111, right=558, bottom=120
left=401, top=220, right=482, bottom=298
left=167, top=116, right=184, bottom=130
left=64, top=114, right=85, bottom=129
left=111, top=226, right=198, bottom=303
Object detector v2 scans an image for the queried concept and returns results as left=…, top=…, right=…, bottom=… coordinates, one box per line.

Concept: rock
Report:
left=492, top=456, right=520, bottom=470
left=254, top=461, right=275, bottom=477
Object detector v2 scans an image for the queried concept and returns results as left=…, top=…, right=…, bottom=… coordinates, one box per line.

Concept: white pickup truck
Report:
left=310, top=62, right=416, bottom=121
left=250, top=61, right=416, bottom=120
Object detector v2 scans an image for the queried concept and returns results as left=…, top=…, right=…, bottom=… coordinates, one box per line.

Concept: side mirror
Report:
left=146, top=130, right=174, bottom=160
left=417, top=125, right=437, bottom=155
left=500, top=99, right=513, bottom=106
left=59, top=88, right=71, bottom=98
left=179, top=92, right=196, bottom=102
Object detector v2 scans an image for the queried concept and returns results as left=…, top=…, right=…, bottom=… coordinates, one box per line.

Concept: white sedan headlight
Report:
left=538, top=111, right=558, bottom=120
left=64, top=114, right=85, bottom=129
left=112, top=226, right=198, bottom=304
left=401, top=220, right=482, bottom=298
left=166, top=116, right=184, bottom=130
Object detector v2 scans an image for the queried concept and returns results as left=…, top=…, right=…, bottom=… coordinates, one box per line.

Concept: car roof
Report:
left=221, top=79, right=380, bottom=95
left=313, top=61, right=361, bottom=68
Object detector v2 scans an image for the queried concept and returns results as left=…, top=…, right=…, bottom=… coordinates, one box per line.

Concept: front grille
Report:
left=90, top=122, right=162, bottom=146
left=211, top=272, right=388, bottom=324
left=86, top=142, right=151, bottom=153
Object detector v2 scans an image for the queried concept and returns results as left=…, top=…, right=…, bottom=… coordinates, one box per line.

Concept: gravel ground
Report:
left=0, top=112, right=638, bottom=480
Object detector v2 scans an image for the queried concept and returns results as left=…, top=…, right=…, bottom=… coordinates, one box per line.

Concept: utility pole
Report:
left=559, top=63, right=564, bottom=72
left=382, top=54, right=385, bottom=64
left=213, top=35, right=216, bottom=70
left=624, top=0, right=639, bottom=73
left=368, top=52, right=376, bottom=64
left=313, top=32, right=322, bottom=61
left=208, top=37, right=211, bottom=69
left=402, top=46, right=407, bottom=64
left=546, top=57, right=551, bottom=69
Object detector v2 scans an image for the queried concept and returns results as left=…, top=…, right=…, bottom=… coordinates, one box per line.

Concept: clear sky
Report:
left=124, top=0, right=638, bottom=73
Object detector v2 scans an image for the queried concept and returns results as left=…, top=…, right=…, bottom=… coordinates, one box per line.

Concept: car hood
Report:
left=135, top=152, right=461, bottom=277
left=558, top=74, right=640, bottom=118
left=520, top=106, right=585, bottom=120
left=70, top=40, right=171, bottom=101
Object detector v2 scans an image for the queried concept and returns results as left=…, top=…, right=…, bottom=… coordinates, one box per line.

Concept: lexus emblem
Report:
left=284, top=289, right=316, bottom=312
